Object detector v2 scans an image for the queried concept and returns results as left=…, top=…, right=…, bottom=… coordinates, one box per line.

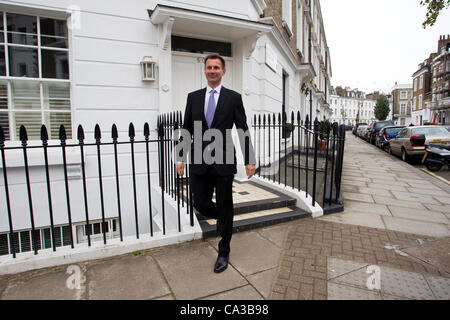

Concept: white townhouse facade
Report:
left=391, top=83, right=413, bottom=126
left=329, top=87, right=376, bottom=126
left=0, top=0, right=332, bottom=261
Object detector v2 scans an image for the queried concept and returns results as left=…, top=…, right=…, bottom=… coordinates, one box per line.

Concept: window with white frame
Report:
left=400, top=90, right=407, bottom=99
left=0, top=11, right=71, bottom=141
left=0, top=224, right=73, bottom=255
left=418, top=94, right=423, bottom=109
left=297, top=0, right=303, bottom=53
left=400, top=102, right=407, bottom=115
left=419, top=75, right=423, bottom=90
left=76, top=219, right=120, bottom=244
left=282, top=0, right=293, bottom=34
left=414, top=78, right=417, bottom=91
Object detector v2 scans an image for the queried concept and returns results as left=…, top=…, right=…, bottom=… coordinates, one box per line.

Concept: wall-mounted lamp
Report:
left=140, top=56, right=156, bottom=81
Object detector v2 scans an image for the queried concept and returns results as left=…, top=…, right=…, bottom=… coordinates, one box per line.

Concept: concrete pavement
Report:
left=0, top=133, right=449, bottom=300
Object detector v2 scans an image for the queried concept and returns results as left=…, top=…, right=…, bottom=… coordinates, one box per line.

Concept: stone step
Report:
left=199, top=205, right=310, bottom=239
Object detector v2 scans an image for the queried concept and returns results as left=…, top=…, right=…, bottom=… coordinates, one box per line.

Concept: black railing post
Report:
left=312, top=118, right=319, bottom=207
left=174, top=118, right=181, bottom=232
left=94, top=124, right=107, bottom=245
left=262, top=114, right=266, bottom=173
left=283, top=111, right=287, bottom=187
left=59, top=125, right=74, bottom=248
left=129, top=123, right=139, bottom=239
left=267, top=114, right=271, bottom=179
left=335, top=125, right=345, bottom=204
left=158, top=120, right=166, bottom=235
left=278, top=113, right=281, bottom=185
left=258, top=114, right=261, bottom=176
left=291, top=111, right=294, bottom=188
left=78, top=125, right=91, bottom=246
left=297, top=111, right=301, bottom=191
left=272, top=114, right=276, bottom=183
left=304, top=115, right=309, bottom=198
left=41, top=125, right=56, bottom=251
left=20, top=125, right=38, bottom=254
left=322, top=122, right=331, bottom=207
left=111, top=124, right=123, bottom=241
left=329, top=123, right=337, bottom=205
left=0, top=127, right=16, bottom=258
left=144, top=123, right=153, bottom=237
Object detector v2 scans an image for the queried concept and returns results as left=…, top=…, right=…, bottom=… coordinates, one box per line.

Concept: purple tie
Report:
left=206, top=89, right=216, bottom=128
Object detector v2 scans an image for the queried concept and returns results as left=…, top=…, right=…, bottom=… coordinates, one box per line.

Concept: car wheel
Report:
left=401, top=148, right=409, bottom=163
left=425, top=161, right=443, bottom=172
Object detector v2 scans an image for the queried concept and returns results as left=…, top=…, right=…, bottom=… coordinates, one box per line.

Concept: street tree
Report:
left=421, top=0, right=450, bottom=28
left=374, top=94, right=390, bottom=120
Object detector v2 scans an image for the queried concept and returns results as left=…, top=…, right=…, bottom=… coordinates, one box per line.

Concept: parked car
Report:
left=367, top=120, right=396, bottom=145
left=353, top=123, right=368, bottom=135
left=356, top=125, right=368, bottom=138
left=388, top=126, right=450, bottom=162
left=362, top=126, right=372, bottom=141
left=376, top=126, right=405, bottom=150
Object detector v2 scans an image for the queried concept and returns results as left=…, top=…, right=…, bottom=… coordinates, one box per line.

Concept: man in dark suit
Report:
left=176, top=54, right=255, bottom=273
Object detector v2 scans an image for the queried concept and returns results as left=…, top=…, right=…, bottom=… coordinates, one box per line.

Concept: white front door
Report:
left=172, top=53, right=234, bottom=111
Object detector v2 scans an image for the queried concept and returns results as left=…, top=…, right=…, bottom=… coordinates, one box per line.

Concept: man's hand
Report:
left=245, top=164, right=256, bottom=179
left=176, top=163, right=185, bottom=176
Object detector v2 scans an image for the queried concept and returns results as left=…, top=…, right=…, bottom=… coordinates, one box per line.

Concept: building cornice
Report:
left=251, top=0, right=267, bottom=16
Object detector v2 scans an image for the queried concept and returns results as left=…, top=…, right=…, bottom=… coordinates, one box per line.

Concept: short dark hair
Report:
left=204, top=54, right=225, bottom=69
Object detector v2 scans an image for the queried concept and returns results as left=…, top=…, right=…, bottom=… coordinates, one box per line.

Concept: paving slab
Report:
left=402, top=237, right=450, bottom=274
left=327, top=282, right=381, bottom=300
left=358, top=187, right=392, bottom=197
left=391, top=191, right=436, bottom=204
left=86, top=254, right=169, bottom=300
left=406, top=187, right=449, bottom=197
left=341, top=179, right=368, bottom=187
left=256, top=223, right=289, bottom=249
left=434, top=195, right=450, bottom=205
left=202, top=285, right=264, bottom=300
left=318, top=212, right=386, bottom=230
left=424, top=275, right=450, bottom=300
left=380, top=293, right=412, bottom=300
left=424, top=204, right=450, bottom=214
left=382, top=216, right=450, bottom=238
left=388, top=206, right=449, bottom=224
left=327, top=257, right=368, bottom=280
left=379, top=266, right=435, bottom=300
left=1, top=268, right=80, bottom=300
left=342, top=192, right=374, bottom=203
left=373, top=196, right=427, bottom=209
left=344, top=201, right=391, bottom=216
left=152, top=241, right=247, bottom=300
left=369, top=183, right=408, bottom=192
left=246, top=268, right=278, bottom=299
left=208, top=231, right=282, bottom=276
left=370, top=179, right=410, bottom=186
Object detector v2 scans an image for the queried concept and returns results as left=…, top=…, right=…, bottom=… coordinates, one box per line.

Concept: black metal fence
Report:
left=0, top=119, right=194, bottom=259
left=252, top=111, right=346, bottom=210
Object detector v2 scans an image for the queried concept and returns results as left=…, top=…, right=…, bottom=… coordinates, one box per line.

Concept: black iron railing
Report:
left=0, top=119, right=194, bottom=259
left=252, top=111, right=346, bottom=210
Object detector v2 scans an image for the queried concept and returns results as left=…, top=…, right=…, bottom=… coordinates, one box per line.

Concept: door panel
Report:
left=172, top=54, right=234, bottom=111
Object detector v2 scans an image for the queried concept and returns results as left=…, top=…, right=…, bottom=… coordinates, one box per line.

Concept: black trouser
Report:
left=190, top=165, right=234, bottom=258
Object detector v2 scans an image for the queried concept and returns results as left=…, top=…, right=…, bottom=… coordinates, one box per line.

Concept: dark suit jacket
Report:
left=183, top=86, right=254, bottom=176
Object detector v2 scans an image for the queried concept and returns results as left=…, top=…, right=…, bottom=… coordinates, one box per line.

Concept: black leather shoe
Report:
left=214, top=256, right=228, bottom=273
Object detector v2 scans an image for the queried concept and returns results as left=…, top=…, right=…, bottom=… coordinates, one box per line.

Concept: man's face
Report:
left=205, top=58, right=226, bottom=88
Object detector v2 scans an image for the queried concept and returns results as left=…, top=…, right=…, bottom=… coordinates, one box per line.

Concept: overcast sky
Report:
left=320, top=0, right=450, bottom=94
